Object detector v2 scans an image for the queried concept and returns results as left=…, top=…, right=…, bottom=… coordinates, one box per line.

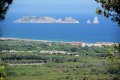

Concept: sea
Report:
left=0, top=0, right=120, bottom=43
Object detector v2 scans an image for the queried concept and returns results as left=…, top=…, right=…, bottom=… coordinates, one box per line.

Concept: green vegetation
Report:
left=0, top=0, right=13, bottom=20
left=0, top=61, right=7, bottom=80
left=95, top=0, right=120, bottom=25
left=0, top=39, right=120, bottom=80
left=107, top=44, right=120, bottom=80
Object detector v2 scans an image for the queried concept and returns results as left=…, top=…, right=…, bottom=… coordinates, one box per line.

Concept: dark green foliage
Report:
left=95, top=0, right=120, bottom=25
left=107, top=44, right=120, bottom=79
left=0, top=0, right=13, bottom=20
left=0, top=61, right=7, bottom=80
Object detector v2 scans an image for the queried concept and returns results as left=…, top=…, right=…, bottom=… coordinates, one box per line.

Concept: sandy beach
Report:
left=0, top=37, right=119, bottom=47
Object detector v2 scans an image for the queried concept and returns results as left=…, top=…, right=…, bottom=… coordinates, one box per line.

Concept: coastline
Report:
left=0, top=37, right=53, bottom=43
left=0, top=37, right=119, bottom=47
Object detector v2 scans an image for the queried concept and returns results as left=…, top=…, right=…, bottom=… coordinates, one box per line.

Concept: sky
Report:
left=8, top=0, right=99, bottom=14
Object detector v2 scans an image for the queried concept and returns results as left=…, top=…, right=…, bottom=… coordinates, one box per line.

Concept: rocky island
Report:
left=14, top=16, right=80, bottom=23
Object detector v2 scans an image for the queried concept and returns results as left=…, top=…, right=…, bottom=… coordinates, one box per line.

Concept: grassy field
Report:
left=0, top=39, right=119, bottom=80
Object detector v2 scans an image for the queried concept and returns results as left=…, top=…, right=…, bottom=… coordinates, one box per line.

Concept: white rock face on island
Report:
left=86, top=19, right=91, bottom=24
left=62, top=17, right=79, bottom=23
left=14, top=16, right=80, bottom=23
left=93, top=17, right=99, bottom=24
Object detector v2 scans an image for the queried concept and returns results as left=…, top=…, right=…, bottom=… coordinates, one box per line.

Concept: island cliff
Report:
left=14, top=16, right=80, bottom=23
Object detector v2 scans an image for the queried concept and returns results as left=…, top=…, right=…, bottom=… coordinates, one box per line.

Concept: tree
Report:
left=108, top=44, right=120, bottom=79
left=0, top=61, right=6, bottom=80
left=0, top=0, right=13, bottom=20
left=95, top=0, right=120, bottom=25
left=108, top=44, right=120, bottom=61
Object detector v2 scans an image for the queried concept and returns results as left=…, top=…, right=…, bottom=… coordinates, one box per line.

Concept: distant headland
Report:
left=14, top=16, right=99, bottom=24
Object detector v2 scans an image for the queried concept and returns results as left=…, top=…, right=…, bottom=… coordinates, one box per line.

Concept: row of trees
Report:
left=1, top=53, right=78, bottom=63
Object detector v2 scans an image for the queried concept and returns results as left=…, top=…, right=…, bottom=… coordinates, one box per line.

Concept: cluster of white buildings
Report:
left=67, top=42, right=116, bottom=47
left=1, top=50, right=79, bottom=56
left=40, top=50, right=79, bottom=56
left=40, top=50, right=67, bottom=54
left=1, top=50, right=37, bottom=53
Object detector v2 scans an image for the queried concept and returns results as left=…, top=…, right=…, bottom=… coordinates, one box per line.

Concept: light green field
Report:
left=0, top=39, right=119, bottom=80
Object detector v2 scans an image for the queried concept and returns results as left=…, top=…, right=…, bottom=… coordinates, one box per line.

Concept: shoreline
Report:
left=0, top=37, right=119, bottom=45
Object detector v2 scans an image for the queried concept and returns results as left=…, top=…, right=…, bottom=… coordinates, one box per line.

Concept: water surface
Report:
left=0, top=0, right=120, bottom=43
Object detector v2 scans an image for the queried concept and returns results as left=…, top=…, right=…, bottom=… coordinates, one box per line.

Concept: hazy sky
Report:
left=9, top=0, right=99, bottom=14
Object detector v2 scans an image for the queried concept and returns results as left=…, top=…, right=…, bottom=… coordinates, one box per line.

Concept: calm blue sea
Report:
left=0, top=15, right=120, bottom=43
left=0, top=0, right=120, bottom=43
